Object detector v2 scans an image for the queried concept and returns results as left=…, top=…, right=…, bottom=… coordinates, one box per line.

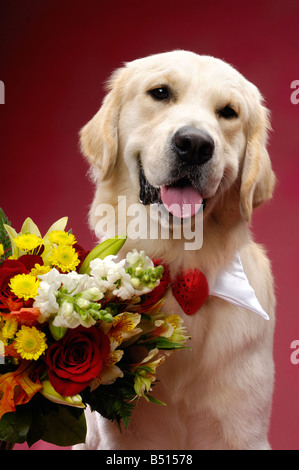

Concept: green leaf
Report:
left=144, top=394, right=166, bottom=406
left=79, top=235, right=127, bottom=275
left=41, top=405, right=86, bottom=446
left=3, top=223, right=18, bottom=257
left=26, top=409, right=49, bottom=448
left=82, top=375, right=136, bottom=430
left=0, top=208, right=12, bottom=258
left=144, top=337, right=189, bottom=350
left=0, top=394, right=86, bottom=447
left=21, top=217, right=41, bottom=237
left=0, top=408, right=32, bottom=444
left=43, top=217, right=69, bottom=242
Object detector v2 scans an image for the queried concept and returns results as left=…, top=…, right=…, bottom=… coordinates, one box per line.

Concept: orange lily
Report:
left=0, top=307, right=41, bottom=326
left=0, top=360, right=42, bottom=419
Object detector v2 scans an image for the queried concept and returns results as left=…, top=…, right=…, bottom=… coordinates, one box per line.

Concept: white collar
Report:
left=211, top=252, right=269, bottom=321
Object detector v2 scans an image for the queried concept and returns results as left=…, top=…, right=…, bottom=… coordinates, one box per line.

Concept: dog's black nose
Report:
left=172, top=126, right=214, bottom=165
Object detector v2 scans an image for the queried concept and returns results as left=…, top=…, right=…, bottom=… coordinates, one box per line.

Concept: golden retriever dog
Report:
left=75, top=50, right=276, bottom=450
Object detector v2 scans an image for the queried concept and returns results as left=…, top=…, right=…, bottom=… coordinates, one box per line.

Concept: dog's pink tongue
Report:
left=160, top=185, right=203, bottom=218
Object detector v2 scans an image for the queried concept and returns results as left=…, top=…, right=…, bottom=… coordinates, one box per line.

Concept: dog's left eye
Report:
left=217, top=105, right=238, bottom=119
left=148, top=87, right=170, bottom=101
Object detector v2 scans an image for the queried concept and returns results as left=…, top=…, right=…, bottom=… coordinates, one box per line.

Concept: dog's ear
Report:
left=240, top=103, right=275, bottom=222
left=80, top=68, right=125, bottom=180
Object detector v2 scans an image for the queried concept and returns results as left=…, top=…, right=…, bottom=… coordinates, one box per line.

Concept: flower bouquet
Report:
left=0, top=209, right=189, bottom=448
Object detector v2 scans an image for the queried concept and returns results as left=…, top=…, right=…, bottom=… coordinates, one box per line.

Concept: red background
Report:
left=1, top=0, right=299, bottom=450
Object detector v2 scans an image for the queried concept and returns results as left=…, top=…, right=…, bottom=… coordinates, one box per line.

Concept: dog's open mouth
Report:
left=139, top=163, right=206, bottom=219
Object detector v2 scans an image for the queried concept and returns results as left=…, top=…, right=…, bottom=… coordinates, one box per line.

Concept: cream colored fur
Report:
left=75, top=50, right=276, bottom=450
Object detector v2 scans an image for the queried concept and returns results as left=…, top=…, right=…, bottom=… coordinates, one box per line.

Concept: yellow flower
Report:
left=104, top=312, right=142, bottom=348
left=90, top=349, right=124, bottom=390
left=162, top=314, right=190, bottom=343
left=166, top=314, right=181, bottom=329
left=48, top=245, right=80, bottom=272
left=0, top=317, right=18, bottom=345
left=14, top=233, right=43, bottom=252
left=133, top=349, right=165, bottom=398
left=0, top=243, right=4, bottom=257
left=14, top=325, right=47, bottom=360
left=1, top=318, right=18, bottom=340
left=150, top=314, right=190, bottom=345
left=48, top=230, right=76, bottom=246
left=30, top=263, right=51, bottom=277
left=0, top=318, right=5, bottom=344
left=9, top=274, right=40, bottom=301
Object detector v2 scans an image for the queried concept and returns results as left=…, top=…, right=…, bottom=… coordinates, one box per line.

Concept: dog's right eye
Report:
left=148, top=87, right=170, bottom=101
left=217, top=105, right=238, bottom=119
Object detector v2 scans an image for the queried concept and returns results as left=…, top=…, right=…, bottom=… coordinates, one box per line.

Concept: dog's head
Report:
left=80, top=50, right=275, bottom=227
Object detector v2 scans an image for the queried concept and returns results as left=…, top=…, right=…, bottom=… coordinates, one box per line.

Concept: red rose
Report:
left=73, top=243, right=90, bottom=272
left=0, top=256, right=43, bottom=311
left=46, top=326, right=110, bottom=396
left=0, top=259, right=28, bottom=310
left=18, top=254, right=44, bottom=272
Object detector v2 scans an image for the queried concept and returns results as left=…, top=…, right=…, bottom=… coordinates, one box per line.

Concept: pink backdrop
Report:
left=1, top=0, right=299, bottom=451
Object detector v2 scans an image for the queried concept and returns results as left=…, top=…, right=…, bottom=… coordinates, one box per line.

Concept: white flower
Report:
left=131, top=283, right=157, bottom=297
left=33, top=268, right=103, bottom=328
left=89, top=255, right=124, bottom=285
left=76, top=298, right=90, bottom=309
left=81, top=287, right=103, bottom=301
left=112, top=285, right=134, bottom=300
left=34, top=268, right=62, bottom=322
left=52, top=302, right=80, bottom=329
left=126, top=250, right=162, bottom=296
left=52, top=300, right=96, bottom=329
left=89, top=256, right=134, bottom=299
left=61, top=301, right=74, bottom=316
left=126, top=249, right=153, bottom=270
left=59, top=271, right=96, bottom=294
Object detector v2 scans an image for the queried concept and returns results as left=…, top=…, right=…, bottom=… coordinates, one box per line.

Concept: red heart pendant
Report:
left=172, top=269, right=209, bottom=315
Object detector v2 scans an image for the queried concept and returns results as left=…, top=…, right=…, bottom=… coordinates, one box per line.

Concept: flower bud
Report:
left=142, top=274, right=150, bottom=283
left=148, top=282, right=156, bottom=289
left=49, top=321, right=68, bottom=341
left=89, top=302, right=100, bottom=311
left=98, top=309, right=113, bottom=323
left=155, top=265, right=164, bottom=277
left=79, top=310, right=88, bottom=321
left=60, top=301, right=74, bottom=317
left=40, top=379, right=85, bottom=408
left=103, top=313, right=113, bottom=323
left=130, top=277, right=142, bottom=289
left=81, top=287, right=103, bottom=301
left=134, top=267, right=143, bottom=277
left=89, top=310, right=100, bottom=320
left=76, top=298, right=90, bottom=309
